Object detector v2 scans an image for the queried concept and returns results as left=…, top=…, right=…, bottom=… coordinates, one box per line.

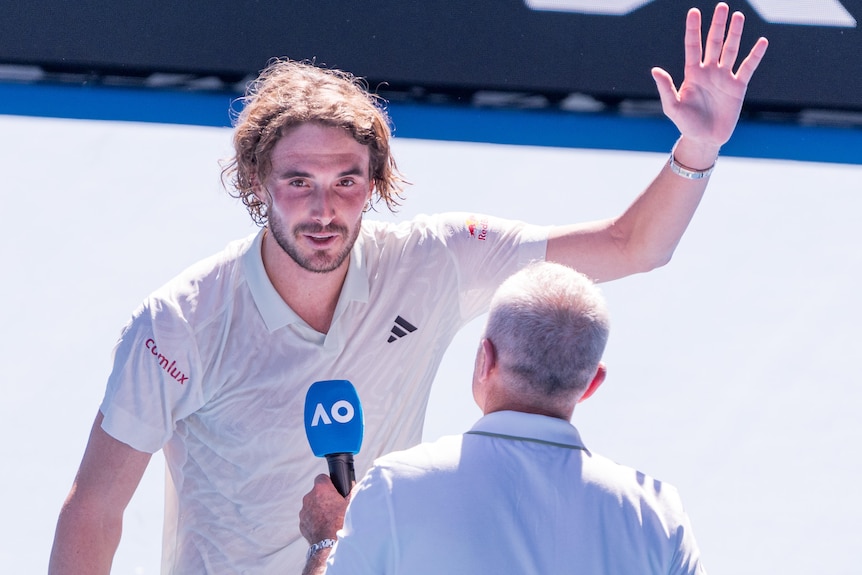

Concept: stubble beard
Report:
left=268, top=213, right=362, bottom=274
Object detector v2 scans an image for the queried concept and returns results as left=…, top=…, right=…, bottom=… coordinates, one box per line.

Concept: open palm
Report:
left=652, top=3, right=769, bottom=148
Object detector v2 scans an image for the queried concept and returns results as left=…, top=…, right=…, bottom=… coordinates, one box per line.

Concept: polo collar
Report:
left=243, top=228, right=370, bottom=334
left=467, top=410, right=587, bottom=451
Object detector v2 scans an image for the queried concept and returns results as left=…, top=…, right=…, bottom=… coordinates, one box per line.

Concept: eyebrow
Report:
left=280, top=165, right=366, bottom=178
left=337, top=166, right=366, bottom=177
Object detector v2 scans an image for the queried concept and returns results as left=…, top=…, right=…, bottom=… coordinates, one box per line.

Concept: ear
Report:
left=472, top=338, right=497, bottom=411
left=250, top=173, right=268, bottom=205
left=577, top=363, right=607, bottom=404
left=478, top=338, right=497, bottom=381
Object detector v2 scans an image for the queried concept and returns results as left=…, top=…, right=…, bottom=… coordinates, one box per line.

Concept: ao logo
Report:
left=524, top=1, right=857, bottom=28
left=310, top=400, right=356, bottom=426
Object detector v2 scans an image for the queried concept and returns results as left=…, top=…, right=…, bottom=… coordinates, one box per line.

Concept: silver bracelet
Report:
left=667, top=152, right=716, bottom=180
left=306, top=538, right=337, bottom=560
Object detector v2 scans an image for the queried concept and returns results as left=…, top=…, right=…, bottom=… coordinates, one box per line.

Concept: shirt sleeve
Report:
left=325, top=464, right=399, bottom=575
left=99, top=296, right=206, bottom=453
left=428, top=212, right=550, bottom=321
left=664, top=487, right=708, bottom=575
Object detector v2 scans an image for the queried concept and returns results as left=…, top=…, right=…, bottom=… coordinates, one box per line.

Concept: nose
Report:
left=309, top=186, right=336, bottom=225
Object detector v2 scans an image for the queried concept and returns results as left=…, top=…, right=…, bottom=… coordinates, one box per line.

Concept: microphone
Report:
left=303, top=379, right=365, bottom=497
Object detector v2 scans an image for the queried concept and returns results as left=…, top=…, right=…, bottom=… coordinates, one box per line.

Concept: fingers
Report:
left=300, top=474, right=346, bottom=543
left=718, top=11, right=745, bottom=69
left=314, top=473, right=334, bottom=488
left=686, top=3, right=768, bottom=85
left=735, top=37, right=769, bottom=85
left=301, top=475, right=336, bottom=511
left=683, top=8, right=703, bottom=69
left=703, top=3, right=730, bottom=65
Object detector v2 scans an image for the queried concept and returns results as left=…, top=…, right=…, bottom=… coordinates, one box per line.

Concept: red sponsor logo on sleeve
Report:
left=145, top=338, right=189, bottom=385
left=465, top=216, right=489, bottom=241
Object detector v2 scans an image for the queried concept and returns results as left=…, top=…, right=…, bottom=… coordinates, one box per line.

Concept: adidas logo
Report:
left=387, top=315, right=417, bottom=343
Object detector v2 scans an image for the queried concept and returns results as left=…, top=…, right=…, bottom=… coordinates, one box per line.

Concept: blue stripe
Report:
left=0, top=81, right=237, bottom=127
left=2, top=81, right=860, bottom=165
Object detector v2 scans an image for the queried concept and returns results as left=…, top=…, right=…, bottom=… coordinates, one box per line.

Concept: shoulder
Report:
left=371, top=434, right=464, bottom=479
left=113, top=233, right=258, bottom=352
left=360, top=213, right=451, bottom=242
left=360, top=212, right=545, bottom=255
left=357, top=215, right=464, bottom=273
left=583, top=451, right=687, bottom=513
left=146, top=233, right=256, bottom=320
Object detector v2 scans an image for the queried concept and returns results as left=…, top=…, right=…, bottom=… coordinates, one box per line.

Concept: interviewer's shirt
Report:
left=327, top=410, right=706, bottom=575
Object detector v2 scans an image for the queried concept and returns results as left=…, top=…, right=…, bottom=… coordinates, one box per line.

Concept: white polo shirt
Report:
left=327, top=410, right=707, bottom=575
left=99, top=212, right=548, bottom=574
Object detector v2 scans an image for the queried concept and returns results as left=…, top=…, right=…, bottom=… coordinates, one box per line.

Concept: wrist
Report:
left=306, top=538, right=337, bottom=561
left=672, top=136, right=720, bottom=172
left=668, top=151, right=715, bottom=180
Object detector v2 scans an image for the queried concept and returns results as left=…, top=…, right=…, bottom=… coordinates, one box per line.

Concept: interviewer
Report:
left=300, top=261, right=706, bottom=575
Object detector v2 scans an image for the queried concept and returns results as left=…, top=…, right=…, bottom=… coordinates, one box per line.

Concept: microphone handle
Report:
left=326, top=452, right=355, bottom=497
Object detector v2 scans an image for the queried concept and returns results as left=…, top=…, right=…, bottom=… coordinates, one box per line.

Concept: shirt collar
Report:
left=468, top=410, right=587, bottom=451
left=243, top=228, right=370, bottom=333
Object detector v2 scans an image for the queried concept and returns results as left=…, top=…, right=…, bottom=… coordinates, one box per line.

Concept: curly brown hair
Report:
left=221, top=58, right=407, bottom=225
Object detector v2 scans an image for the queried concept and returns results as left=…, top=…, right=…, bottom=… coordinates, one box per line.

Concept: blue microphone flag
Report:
left=304, top=379, right=364, bottom=457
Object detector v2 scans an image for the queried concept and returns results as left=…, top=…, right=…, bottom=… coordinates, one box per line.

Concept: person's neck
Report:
left=260, top=230, right=349, bottom=334
left=483, top=401, right=573, bottom=422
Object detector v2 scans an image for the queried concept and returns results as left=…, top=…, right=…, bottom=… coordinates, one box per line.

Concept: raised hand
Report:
left=651, top=2, right=769, bottom=151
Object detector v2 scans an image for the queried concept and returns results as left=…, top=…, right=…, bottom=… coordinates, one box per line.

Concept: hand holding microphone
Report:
left=303, top=379, right=364, bottom=497
left=299, top=473, right=351, bottom=551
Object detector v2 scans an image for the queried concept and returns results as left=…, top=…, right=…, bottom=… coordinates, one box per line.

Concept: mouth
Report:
left=297, top=225, right=345, bottom=248
left=305, top=233, right=338, bottom=246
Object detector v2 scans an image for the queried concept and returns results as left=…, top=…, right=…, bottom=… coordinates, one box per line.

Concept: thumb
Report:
left=651, top=67, right=679, bottom=115
left=314, top=473, right=334, bottom=487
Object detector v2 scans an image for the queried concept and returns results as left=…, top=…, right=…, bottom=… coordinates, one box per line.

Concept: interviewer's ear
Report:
left=478, top=338, right=497, bottom=378
left=472, top=338, right=496, bottom=411
left=577, top=363, right=607, bottom=404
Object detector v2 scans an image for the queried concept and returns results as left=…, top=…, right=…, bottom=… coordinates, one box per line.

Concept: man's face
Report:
left=258, top=123, right=373, bottom=274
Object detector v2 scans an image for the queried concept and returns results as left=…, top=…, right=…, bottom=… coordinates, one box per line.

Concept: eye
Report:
left=338, top=178, right=356, bottom=187
left=288, top=179, right=310, bottom=188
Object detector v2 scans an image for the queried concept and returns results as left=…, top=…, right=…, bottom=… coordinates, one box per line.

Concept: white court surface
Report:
left=1, top=114, right=860, bottom=574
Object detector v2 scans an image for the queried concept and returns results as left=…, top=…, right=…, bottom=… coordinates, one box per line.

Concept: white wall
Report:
left=1, top=114, right=859, bottom=574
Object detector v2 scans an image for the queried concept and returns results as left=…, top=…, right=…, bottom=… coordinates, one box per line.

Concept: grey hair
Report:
left=485, top=261, right=610, bottom=399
